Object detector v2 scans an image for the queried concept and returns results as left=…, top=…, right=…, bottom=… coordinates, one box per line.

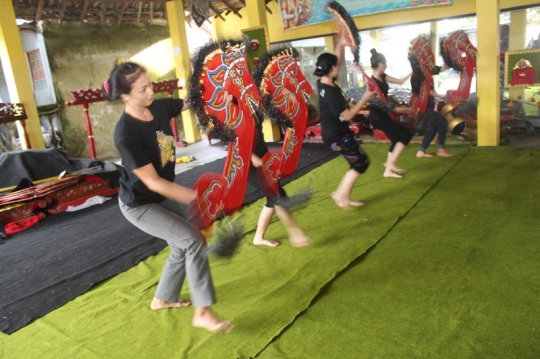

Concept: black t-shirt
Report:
left=316, top=81, right=351, bottom=143
left=368, top=73, right=393, bottom=124
left=114, top=98, right=184, bottom=207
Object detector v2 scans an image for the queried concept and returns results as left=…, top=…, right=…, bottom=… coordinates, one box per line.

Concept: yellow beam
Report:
left=166, top=0, right=201, bottom=143
left=0, top=2, right=45, bottom=149
left=476, top=0, right=501, bottom=146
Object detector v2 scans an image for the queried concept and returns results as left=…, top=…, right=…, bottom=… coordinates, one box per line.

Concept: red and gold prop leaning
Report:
left=408, top=35, right=435, bottom=123
left=326, top=1, right=397, bottom=120
left=188, top=38, right=261, bottom=257
left=440, top=30, right=477, bottom=103
left=252, top=47, right=314, bottom=204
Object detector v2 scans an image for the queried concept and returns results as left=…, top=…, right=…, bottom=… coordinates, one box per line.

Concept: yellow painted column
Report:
left=167, top=0, right=201, bottom=143
left=0, top=2, right=45, bottom=149
left=245, top=0, right=280, bottom=142
left=476, top=0, right=500, bottom=146
left=507, top=9, right=527, bottom=102
left=246, top=0, right=267, bottom=27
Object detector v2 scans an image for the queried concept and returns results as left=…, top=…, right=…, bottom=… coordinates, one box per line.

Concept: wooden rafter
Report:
left=209, top=3, right=225, bottom=22
left=100, top=0, right=108, bottom=24
left=80, top=0, right=91, bottom=22
left=137, top=2, right=143, bottom=23
left=118, top=1, right=128, bottom=25
left=222, top=0, right=242, bottom=19
left=36, top=0, right=45, bottom=21
left=59, top=0, right=69, bottom=24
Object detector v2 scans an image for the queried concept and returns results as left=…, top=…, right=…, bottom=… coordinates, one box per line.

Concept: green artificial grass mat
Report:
left=6, top=143, right=533, bottom=359
left=258, top=146, right=540, bottom=359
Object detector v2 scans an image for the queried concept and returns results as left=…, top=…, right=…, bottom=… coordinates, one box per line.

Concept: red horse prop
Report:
left=189, top=39, right=261, bottom=231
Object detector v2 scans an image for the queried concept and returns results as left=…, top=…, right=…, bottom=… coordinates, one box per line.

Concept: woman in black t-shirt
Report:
left=314, top=37, right=374, bottom=210
left=368, top=48, right=413, bottom=179
left=104, top=62, right=232, bottom=333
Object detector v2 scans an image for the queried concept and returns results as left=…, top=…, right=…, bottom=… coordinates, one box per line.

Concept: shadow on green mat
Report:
left=2, top=144, right=539, bottom=359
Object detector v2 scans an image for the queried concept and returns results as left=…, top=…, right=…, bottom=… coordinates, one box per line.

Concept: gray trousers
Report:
left=119, top=198, right=216, bottom=307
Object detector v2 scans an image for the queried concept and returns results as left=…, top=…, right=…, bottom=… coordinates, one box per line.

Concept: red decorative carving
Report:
left=65, top=79, right=186, bottom=159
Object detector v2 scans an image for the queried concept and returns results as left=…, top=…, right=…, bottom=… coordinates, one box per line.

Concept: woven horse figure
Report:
left=409, top=35, right=435, bottom=122
left=441, top=30, right=477, bottom=102
left=253, top=48, right=313, bottom=198
left=189, top=39, right=261, bottom=228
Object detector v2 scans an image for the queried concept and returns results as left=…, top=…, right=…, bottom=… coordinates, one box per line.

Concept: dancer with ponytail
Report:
left=314, top=36, right=375, bottom=209
left=104, top=62, right=233, bottom=333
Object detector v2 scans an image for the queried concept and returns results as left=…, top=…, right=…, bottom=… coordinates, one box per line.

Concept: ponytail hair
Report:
left=313, top=53, right=338, bottom=77
left=102, top=62, right=146, bottom=101
left=370, top=48, right=387, bottom=69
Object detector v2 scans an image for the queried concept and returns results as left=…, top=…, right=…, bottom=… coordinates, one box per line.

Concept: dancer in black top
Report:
left=314, top=36, right=375, bottom=209
left=411, top=64, right=454, bottom=157
left=369, top=49, right=413, bottom=179
left=105, top=62, right=233, bottom=333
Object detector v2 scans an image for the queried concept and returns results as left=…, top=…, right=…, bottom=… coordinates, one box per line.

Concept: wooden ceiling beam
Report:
left=137, top=2, right=143, bottom=23
left=222, top=0, right=242, bottom=19
left=209, top=3, right=225, bottom=22
left=36, top=0, right=45, bottom=21
left=100, top=0, right=108, bottom=24
left=80, top=0, right=91, bottom=22
left=59, top=0, right=68, bottom=24
left=118, top=1, right=128, bottom=25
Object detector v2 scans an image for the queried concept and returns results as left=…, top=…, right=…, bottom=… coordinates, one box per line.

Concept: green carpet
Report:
left=259, top=146, right=540, bottom=359
left=2, top=144, right=538, bottom=359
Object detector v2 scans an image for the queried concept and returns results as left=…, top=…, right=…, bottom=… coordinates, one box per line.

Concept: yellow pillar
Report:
left=246, top=0, right=267, bottom=27
left=246, top=0, right=280, bottom=142
left=166, top=0, right=201, bottom=143
left=0, top=2, right=45, bottom=149
left=476, top=0, right=500, bottom=146
left=507, top=9, right=527, bottom=102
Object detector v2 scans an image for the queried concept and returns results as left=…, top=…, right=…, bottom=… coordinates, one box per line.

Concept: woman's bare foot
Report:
left=383, top=168, right=403, bottom=179
left=437, top=148, right=454, bottom=157
left=331, top=192, right=365, bottom=210
left=253, top=237, right=280, bottom=247
left=287, top=227, right=310, bottom=247
left=192, top=308, right=234, bottom=333
left=150, top=298, right=191, bottom=311
left=416, top=151, right=434, bottom=158
left=383, top=162, right=406, bottom=174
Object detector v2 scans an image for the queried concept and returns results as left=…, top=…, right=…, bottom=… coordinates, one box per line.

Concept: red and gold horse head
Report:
left=253, top=48, right=313, bottom=195
left=409, top=35, right=434, bottom=119
left=189, top=39, right=261, bottom=227
left=441, top=31, right=477, bottom=102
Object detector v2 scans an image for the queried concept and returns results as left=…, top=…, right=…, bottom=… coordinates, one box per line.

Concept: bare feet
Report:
left=150, top=297, right=191, bottom=311
left=331, top=192, right=365, bottom=210
left=437, top=148, right=454, bottom=157
left=253, top=238, right=280, bottom=247
left=416, top=151, right=434, bottom=158
left=192, top=308, right=234, bottom=333
left=383, top=169, right=403, bottom=179
left=383, top=162, right=406, bottom=174
left=287, top=227, right=310, bottom=247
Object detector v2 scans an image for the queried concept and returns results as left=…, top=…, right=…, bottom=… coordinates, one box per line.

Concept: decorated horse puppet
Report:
left=440, top=30, right=477, bottom=103
left=326, top=1, right=397, bottom=118
left=251, top=47, right=313, bottom=199
left=408, top=35, right=440, bottom=129
left=188, top=38, right=262, bottom=254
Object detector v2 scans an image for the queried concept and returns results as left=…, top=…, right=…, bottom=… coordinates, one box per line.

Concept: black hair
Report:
left=313, top=53, right=338, bottom=77
left=370, top=49, right=387, bottom=69
left=102, top=62, right=146, bottom=101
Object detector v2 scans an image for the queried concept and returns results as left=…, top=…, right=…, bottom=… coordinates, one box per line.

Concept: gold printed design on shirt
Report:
left=156, top=131, right=175, bottom=167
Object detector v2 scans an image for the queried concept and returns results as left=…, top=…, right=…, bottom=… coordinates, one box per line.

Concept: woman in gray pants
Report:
left=103, top=62, right=232, bottom=332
